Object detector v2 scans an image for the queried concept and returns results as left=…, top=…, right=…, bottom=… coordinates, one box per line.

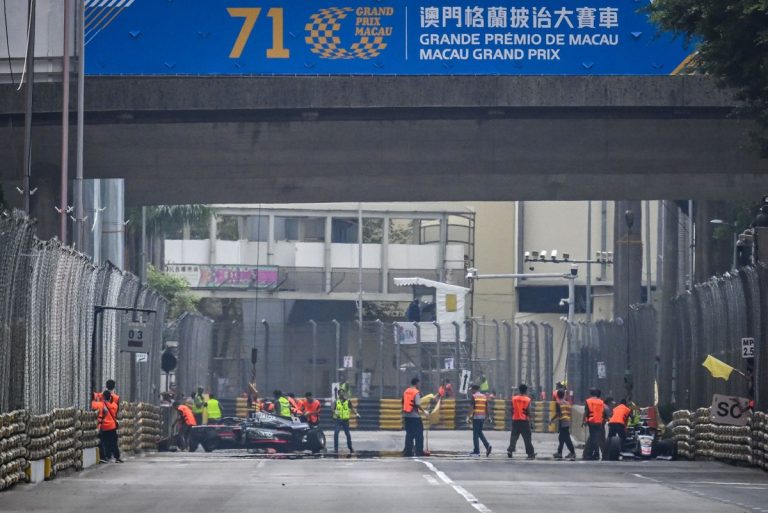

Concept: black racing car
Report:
left=189, top=413, right=326, bottom=453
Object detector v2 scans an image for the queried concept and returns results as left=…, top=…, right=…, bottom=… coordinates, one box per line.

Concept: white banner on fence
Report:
left=394, top=322, right=466, bottom=344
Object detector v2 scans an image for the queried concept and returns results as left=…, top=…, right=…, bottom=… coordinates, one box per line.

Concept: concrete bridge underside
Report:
left=0, top=76, right=765, bottom=208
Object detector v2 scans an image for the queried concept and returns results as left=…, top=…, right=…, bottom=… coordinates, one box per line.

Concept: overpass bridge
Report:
left=0, top=75, right=765, bottom=214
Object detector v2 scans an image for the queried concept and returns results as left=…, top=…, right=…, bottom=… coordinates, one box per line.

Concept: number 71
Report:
left=228, top=7, right=290, bottom=59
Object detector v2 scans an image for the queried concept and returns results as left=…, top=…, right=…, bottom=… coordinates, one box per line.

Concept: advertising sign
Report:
left=166, top=264, right=278, bottom=290
left=85, top=0, right=692, bottom=75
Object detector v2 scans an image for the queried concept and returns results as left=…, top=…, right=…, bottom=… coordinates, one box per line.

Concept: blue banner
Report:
left=84, top=0, right=692, bottom=75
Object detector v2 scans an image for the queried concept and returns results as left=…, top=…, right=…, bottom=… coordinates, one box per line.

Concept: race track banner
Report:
left=84, top=0, right=692, bottom=75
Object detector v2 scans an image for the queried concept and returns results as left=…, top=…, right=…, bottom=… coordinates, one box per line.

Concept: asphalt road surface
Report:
left=2, top=431, right=766, bottom=513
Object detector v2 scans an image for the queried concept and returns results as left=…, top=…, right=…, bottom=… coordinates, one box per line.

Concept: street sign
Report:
left=597, top=361, right=606, bottom=379
left=135, top=353, right=149, bottom=363
left=444, top=358, right=455, bottom=370
left=459, top=370, right=472, bottom=395
left=741, top=338, right=755, bottom=359
left=331, top=382, right=340, bottom=399
left=120, top=320, right=152, bottom=353
left=710, top=394, right=751, bottom=426
left=343, top=356, right=354, bottom=369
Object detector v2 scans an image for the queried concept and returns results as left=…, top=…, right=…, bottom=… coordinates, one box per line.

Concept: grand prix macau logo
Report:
left=305, top=6, right=394, bottom=59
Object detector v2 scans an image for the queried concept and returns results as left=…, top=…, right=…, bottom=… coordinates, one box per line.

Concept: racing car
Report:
left=189, top=412, right=326, bottom=453
left=606, top=420, right=676, bottom=460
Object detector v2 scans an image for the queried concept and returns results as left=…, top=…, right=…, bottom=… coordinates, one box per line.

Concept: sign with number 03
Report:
left=120, top=320, right=153, bottom=353
left=84, top=0, right=693, bottom=76
left=741, top=337, right=755, bottom=359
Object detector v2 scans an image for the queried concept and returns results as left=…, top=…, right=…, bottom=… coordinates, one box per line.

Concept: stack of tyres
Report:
left=26, top=413, right=55, bottom=461
left=711, top=424, right=752, bottom=464
left=117, top=402, right=136, bottom=455
left=52, top=408, right=78, bottom=475
left=693, top=408, right=715, bottom=459
left=455, top=400, right=472, bottom=430
left=435, top=399, right=456, bottom=429
left=379, top=399, right=403, bottom=430
left=752, top=412, right=767, bottom=470
left=671, top=410, right=694, bottom=459
left=490, top=398, right=506, bottom=431
left=0, top=411, right=28, bottom=491
left=349, top=398, right=359, bottom=429
left=355, top=399, right=380, bottom=430
left=78, top=410, right=99, bottom=451
left=135, top=403, right=161, bottom=451
left=531, top=401, right=556, bottom=433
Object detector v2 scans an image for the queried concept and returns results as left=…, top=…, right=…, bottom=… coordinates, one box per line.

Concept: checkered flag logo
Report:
left=305, top=7, right=388, bottom=60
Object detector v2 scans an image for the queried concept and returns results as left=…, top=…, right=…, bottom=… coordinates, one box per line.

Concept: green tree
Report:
left=646, top=0, right=768, bottom=154
left=147, top=264, right=199, bottom=319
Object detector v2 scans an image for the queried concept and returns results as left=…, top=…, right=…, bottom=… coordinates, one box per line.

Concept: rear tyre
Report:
left=306, top=429, right=326, bottom=453
left=202, top=438, right=219, bottom=453
left=606, top=436, right=621, bottom=461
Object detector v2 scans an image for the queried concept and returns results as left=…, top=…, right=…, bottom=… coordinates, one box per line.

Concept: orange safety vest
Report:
left=302, top=399, right=321, bottom=423
left=99, top=401, right=118, bottom=431
left=288, top=396, right=300, bottom=414
left=438, top=385, right=446, bottom=398
left=609, top=403, right=632, bottom=425
left=472, top=392, right=488, bottom=418
left=178, top=404, right=197, bottom=426
left=511, top=395, right=531, bottom=421
left=403, top=387, right=419, bottom=413
left=585, top=397, right=605, bottom=424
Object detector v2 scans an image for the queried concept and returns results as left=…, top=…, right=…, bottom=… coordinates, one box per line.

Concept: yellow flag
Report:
left=702, top=355, right=734, bottom=381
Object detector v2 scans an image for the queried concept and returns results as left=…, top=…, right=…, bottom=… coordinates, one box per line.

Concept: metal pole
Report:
left=357, top=203, right=363, bottom=355
left=502, top=321, right=512, bottom=398
left=376, top=320, right=384, bottom=399
left=309, top=320, right=317, bottom=394
left=587, top=201, right=593, bottom=321
left=140, top=206, right=147, bottom=284
left=332, top=319, right=341, bottom=384
left=74, top=0, right=85, bottom=249
left=60, top=0, right=72, bottom=244
left=22, top=0, right=36, bottom=214
left=395, top=323, right=402, bottom=395
left=414, top=322, right=422, bottom=381
left=644, top=200, right=652, bottom=303
left=262, top=320, right=269, bottom=393
left=452, top=321, right=461, bottom=393
left=493, top=319, right=500, bottom=395
left=688, top=200, right=695, bottom=289
left=567, top=276, right=575, bottom=323
left=433, top=321, right=441, bottom=392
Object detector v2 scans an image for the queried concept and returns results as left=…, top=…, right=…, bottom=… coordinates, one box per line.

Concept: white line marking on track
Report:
left=257, top=460, right=267, bottom=468
left=417, top=459, right=492, bottom=513
left=422, top=474, right=439, bottom=486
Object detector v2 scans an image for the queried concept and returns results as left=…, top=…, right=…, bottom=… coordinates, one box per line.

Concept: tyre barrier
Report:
left=0, top=402, right=164, bottom=493
left=531, top=401, right=557, bottom=434
left=117, top=403, right=136, bottom=455
left=671, top=408, right=767, bottom=471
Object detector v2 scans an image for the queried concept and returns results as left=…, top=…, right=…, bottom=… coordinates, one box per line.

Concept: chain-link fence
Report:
left=0, top=212, right=167, bottom=414
left=565, top=265, right=768, bottom=412
left=565, top=304, right=658, bottom=406
left=672, top=266, right=765, bottom=410
left=170, top=312, right=214, bottom=397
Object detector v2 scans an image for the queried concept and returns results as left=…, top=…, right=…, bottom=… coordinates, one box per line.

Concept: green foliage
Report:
left=147, top=264, right=199, bottom=319
left=126, top=205, right=212, bottom=239
left=646, top=0, right=768, bottom=154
